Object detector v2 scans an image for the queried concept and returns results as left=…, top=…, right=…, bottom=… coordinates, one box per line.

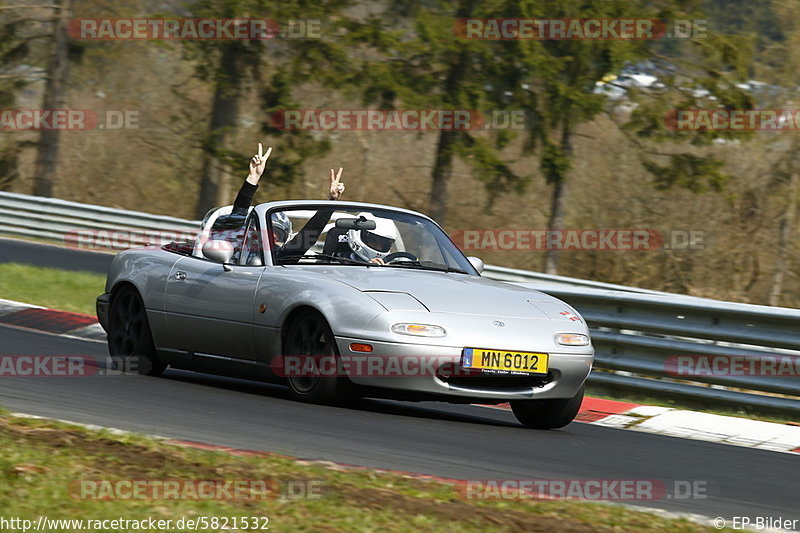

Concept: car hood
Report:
left=318, top=267, right=579, bottom=320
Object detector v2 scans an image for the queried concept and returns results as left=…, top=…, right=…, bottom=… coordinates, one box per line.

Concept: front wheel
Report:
left=510, top=384, right=585, bottom=429
left=283, top=310, right=354, bottom=404
left=107, top=286, right=166, bottom=376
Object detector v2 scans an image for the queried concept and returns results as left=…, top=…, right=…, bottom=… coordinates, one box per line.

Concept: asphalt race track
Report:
left=0, top=237, right=114, bottom=274
left=0, top=323, right=797, bottom=524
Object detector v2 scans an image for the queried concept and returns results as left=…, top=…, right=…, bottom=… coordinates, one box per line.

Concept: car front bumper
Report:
left=334, top=337, right=593, bottom=401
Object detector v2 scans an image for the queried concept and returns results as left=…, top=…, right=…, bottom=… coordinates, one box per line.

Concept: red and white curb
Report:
left=480, top=398, right=800, bottom=455
left=2, top=298, right=799, bottom=456
left=0, top=298, right=106, bottom=342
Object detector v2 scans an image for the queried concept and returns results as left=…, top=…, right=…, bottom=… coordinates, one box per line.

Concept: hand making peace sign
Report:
left=329, top=167, right=345, bottom=200
left=246, top=143, right=273, bottom=185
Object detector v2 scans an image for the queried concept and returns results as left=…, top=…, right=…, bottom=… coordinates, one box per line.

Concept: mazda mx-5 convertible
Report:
left=96, top=201, right=593, bottom=429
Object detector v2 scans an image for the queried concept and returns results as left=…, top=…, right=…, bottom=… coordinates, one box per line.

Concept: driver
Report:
left=322, top=212, right=398, bottom=265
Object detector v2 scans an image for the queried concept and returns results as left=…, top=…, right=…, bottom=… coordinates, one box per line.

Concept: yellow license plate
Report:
left=462, top=348, right=549, bottom=374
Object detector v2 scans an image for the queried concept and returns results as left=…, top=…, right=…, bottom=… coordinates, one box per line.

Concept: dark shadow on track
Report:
left=159, top=368, right=520, bottom=429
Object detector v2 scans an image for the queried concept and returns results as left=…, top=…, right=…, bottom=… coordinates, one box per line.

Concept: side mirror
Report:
left=467, top=256, right=484, bottom=274
left=203, top=239, right=234, bottom=265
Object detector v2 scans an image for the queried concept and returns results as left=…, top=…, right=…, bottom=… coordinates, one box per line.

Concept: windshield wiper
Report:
left=383, top=260, right=469, bottom=274
left=276, top=253, right=373, bottom=266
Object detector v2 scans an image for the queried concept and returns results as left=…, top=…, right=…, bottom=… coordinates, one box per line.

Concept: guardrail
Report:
left=517, top=285, right=800, bottom=416
left=2, top=191, right=798, bottom=415
left=0, top=191, right=198, bottom=247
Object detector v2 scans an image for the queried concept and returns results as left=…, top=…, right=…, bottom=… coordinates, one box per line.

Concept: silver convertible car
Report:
left=96, top=201, right=594, bottom=429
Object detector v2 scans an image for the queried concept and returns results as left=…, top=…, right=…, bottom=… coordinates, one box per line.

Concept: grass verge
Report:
left=0, top=410, right=718, bottom=532
left=0, top=263, right=104, bottom=316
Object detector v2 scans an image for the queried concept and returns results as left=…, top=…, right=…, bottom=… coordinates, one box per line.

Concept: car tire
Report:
left=510, top=384, right=585, bottom=429
left=283, top=309, right=354, bottom=405
left=107, top=286, right=166, bottom=376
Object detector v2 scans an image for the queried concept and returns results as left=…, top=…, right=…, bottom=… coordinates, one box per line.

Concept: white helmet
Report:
left=348, top=212, right=398, bottom=262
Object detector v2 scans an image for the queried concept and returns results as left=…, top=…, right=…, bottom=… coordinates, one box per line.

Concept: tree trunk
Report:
left=429, top=129, right=457, bottom=223
left=768, top=171, right=798, bottom=306
left=428, top=20, right=472, bottom=225
left=543, top=123, right=573, bottom=275
left=32, top=0, right=70, bottom=197
left=195, top=44, right=243, bottom=218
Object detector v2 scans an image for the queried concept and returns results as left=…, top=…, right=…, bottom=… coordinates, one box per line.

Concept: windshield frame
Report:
left=262, top=203, right=479, bottom=275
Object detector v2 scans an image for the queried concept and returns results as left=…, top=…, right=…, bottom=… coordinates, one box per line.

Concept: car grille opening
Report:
left=435, top=363, right=552, bottom=392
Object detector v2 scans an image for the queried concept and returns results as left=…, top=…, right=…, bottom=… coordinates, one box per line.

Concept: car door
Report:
left=162, top=215, right=265, bottom=359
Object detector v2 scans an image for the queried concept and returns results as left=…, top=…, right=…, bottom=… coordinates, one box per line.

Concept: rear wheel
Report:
left=107, top=286, right=165, bottom=376
left=510, top=384, right=584, bottom=429
left=283, top=310, right=353, bottom=404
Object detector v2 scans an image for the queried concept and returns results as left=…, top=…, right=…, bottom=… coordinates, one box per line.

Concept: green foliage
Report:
left=177, top=0, right=354, bottom=194
left=260, top=68, right=332, bottom=186
left=702, top=0, right=785, bottom=52
left=347, top=1, right=530, bottom=209
left=643, top=153, right=729, bottom=193
left=540, top=140, right=572, bottom=186
left=612, top=1, right=756, bottom=195
left=0, top=2, right=61, bottom=189
left=505, top=0, right=653, bottom=132
left=342, top=0, right=764, bottom=217
left=454, top=133, right=528, bottom=204
left=0, top=10, right=30, bottom=104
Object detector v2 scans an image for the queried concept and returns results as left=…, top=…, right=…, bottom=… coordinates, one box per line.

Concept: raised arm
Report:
left=276, top=168, right=347, bottom=261
left=233, top=143, right=273, bottom=212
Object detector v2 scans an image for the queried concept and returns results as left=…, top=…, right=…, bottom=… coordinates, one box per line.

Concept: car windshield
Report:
left=268, top=206, right=477, bottom=274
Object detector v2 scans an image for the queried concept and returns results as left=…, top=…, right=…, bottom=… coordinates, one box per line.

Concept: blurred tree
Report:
left=32, top=0, right=71, bottom=197
left=348, top=0, right=753, bottom=274
left=182, top=0, right=351, bottom=218
left=0, top=2, right=26, bottom=190
left=702, top=0, right=784, bottom=51
left=0, top=0, right=67, bottom=192
left=494, top=0, right=653, bottom=274
left=502, top=0, right=754, bottom=274
left=749, top=0, right=800, bottom=306
left=347, top=0, right=524, bottom=225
